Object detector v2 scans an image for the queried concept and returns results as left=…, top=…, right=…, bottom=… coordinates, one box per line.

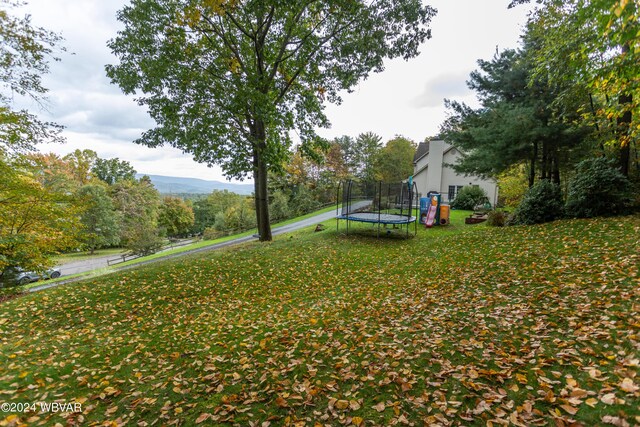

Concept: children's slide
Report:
left=424, top=196, right=438, bottom=228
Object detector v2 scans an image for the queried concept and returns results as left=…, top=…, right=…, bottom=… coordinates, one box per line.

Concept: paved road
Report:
left=55, top=254, right=119, bottom=276
left=30, top=206, right=354, bottom=292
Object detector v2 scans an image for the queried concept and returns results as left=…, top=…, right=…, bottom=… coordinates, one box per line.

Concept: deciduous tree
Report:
left=158, top=196, right=195, bottom=238
left=92, top=157, right=137, bottom=185
left=77, top=184, right=121, bottom=254
left=0, top=157, right=81, bottom=272
left=63, top=149, right=97, bottom=185
left=107, top=0, right=435, bottom=241
left=111, top=176, right=163, bottom=256
left=0, top=1, right=75, bottom=273
left=0, top=0, right=64, bottom=156
left=374, top=135, right=415, bottom=183
left=511, top=0, right=639, bottom=176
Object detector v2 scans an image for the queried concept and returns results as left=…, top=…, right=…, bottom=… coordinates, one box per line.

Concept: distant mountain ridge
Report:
left=137, top=174, right=253, bottom=195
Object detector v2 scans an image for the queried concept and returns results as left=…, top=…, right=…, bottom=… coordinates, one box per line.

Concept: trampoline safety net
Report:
left=336, top=180, right=418, bottom=237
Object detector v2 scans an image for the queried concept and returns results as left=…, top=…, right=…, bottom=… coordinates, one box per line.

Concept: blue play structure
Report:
left=419, top=192, right=450, bottom=227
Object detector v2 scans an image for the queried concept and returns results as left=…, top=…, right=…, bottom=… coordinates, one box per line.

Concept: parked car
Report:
left=0, top=267, right=61, bottom=287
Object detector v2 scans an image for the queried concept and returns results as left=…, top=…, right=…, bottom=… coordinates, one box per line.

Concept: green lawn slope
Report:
left=1, top=214, right=638, bottom=426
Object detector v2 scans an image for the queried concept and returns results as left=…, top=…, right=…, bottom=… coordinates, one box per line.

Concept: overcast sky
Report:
left=17, top=0, right=532, bottom=183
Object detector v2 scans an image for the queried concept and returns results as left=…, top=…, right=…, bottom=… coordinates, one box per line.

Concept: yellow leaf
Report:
left=352, top=416, right=364, bottom=426
left=559, top=404, right=578, bottom=415
left=585, top=398, right=598, bottom=407
left=335, top=400, right=349, bottom=410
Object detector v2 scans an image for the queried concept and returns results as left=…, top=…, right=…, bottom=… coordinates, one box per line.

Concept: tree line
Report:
left=268, top=133, right=416, bottom=212
left=191, top=132, right=416, bottom=239
left=0, top=148, right=199, bottom=273
left=440, top=0, right=638, bottom=219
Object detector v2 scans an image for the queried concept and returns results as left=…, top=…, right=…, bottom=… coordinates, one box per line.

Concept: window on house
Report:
left=448, top=185, right=465, bottom=202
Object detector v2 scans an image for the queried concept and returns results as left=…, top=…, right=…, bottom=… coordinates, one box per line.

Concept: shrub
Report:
left=202, top=227, right=223, bottom=241
left=510, top=180, right=564, bottom=225
left=565, top=157, right=632, bottom=218
left=451, top=186, right=488, bottom=210
left=291, top=185, right=321, bottom=216
left=486, top=210, right=507, bottom=227
left=121, top=223, right=164, bottom=256
left=269, top=190, right=290, bottom=222
left=497, top=164, right=529, bottom=208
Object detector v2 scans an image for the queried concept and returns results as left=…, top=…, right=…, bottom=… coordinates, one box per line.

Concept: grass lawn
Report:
left=0, top=214, right=638, bottom=426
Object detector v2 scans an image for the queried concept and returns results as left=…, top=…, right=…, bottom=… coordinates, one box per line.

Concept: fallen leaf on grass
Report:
left=600, top=393, right=616, bottom=405
left=559, top=404, right=578, bottom=415
left=601, top=415, right=630, bottom=426
left=619, top=378, right=638, bottom=393
left=372, top=402, right=385, bottom=412
left=195, top=413, right=211, bottom=423
left=335, top=399, right=349, bottom=410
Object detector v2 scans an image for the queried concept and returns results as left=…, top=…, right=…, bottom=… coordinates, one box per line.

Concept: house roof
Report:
left=413, top=141, right=429, bottom=162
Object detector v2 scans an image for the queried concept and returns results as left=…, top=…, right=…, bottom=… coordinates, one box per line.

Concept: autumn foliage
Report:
left=1, top=213, right=638, bottom=425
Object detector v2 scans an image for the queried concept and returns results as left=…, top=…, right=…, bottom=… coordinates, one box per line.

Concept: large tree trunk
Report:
left=617, top=92, right=631, bottom=177
left=529, top=140, right=537, bottom=188
left=541, top=141, right=548, bottom=181
left=551, top=152, right=560, bottom=185
left=617, top=43, right=632, bottom=177
left=251, top=119, right=272, bottom=242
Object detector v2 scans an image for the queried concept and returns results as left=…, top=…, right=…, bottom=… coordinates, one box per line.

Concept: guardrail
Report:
left=106, top=239, right=194, bottom=266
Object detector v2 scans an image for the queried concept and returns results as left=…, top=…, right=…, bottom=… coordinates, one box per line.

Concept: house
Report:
left=413, top=139, right=498, bottom=205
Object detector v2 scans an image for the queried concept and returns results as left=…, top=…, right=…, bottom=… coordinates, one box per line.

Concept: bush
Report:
left=565, top=157, right=632, bottom=218
left=269, top=190, right=290, bottom=222
left=510, top=180, right=564, bottom=225
left=202, top=227, right=223, bottom=241
left=451, top=186, right=488, bottom=210
left=497, top=164, right=529, bottom=208
left=0, top=286, right=25, bottom=302
left=291, top=185, right=321, bottom=216
left=123, top=225, right=164, bottom=256
left=486, top=210, right=507, bottom=227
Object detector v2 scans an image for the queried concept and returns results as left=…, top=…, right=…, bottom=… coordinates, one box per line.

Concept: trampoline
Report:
left=336, top=180, right=418, bottom=237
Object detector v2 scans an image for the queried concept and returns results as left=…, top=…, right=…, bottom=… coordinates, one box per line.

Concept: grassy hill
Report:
left=1, top=214, right=638, bottom=426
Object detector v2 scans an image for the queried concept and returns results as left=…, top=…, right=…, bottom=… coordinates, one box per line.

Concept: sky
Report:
left=16, top=0, right=532, bottom=183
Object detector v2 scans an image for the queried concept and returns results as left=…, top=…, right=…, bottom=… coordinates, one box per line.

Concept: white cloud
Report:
left=17, top=0, right=532, bottom=180
left=412, top=73, right=471, bottom=108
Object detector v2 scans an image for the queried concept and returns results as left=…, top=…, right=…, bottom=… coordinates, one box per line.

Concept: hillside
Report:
left=137, top=174, right=254, bottom=195
left=0, top=215, right=638, bottom=426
